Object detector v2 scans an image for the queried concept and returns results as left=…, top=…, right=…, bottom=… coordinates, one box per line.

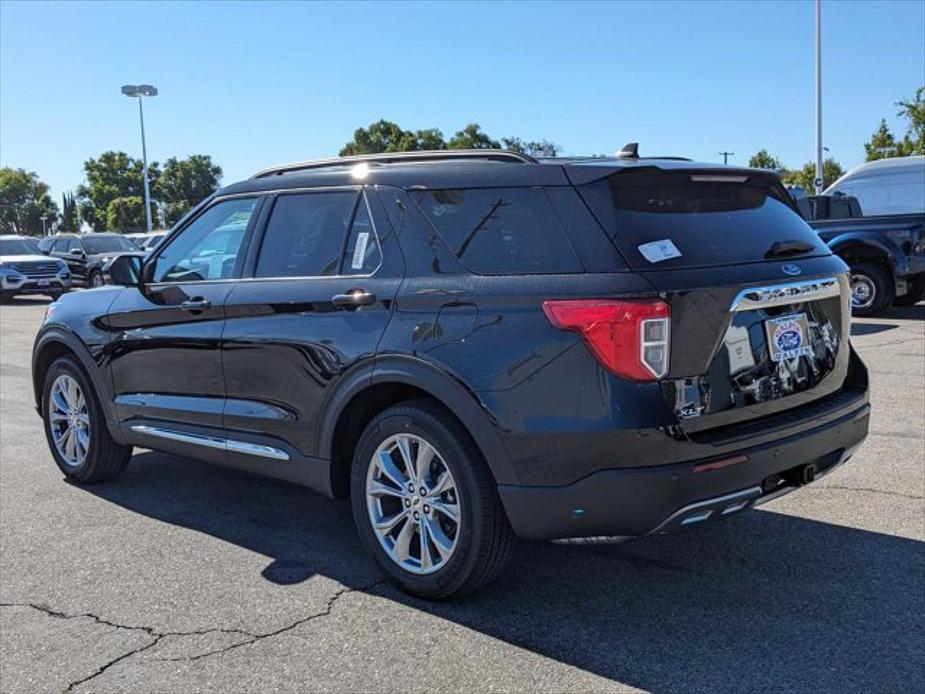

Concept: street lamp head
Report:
left=121, top=84, right=158, bottom=97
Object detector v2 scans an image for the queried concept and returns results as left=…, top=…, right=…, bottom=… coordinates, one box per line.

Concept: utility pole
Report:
left=719, top=151, right=735, bottom=165
left=815, top=0, right=824, bottom=193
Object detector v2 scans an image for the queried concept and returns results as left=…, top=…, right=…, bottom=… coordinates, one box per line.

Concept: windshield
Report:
left=0, top=238, right=41, bottom=255
left=82, top=236, right=139, bottom=254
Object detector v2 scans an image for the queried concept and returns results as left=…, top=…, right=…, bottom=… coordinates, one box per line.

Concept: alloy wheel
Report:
left=48, top=374, right=90, bottom=467
left=850, top=273, right=876, bottom=310
left=365, top=433, right=461, bottom=575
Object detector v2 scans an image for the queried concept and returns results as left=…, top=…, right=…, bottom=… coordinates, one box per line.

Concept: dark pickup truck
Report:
left=797, top=156, right=925, bottom=316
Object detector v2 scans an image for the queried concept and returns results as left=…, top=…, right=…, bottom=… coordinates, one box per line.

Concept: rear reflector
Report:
left=542, top=299, right=670, bottom=381
left=693, top=454, right=749, bottom=474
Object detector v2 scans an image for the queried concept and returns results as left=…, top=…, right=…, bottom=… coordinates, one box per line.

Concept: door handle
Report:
left=179, top=298, right=212, bottom=312
left=332, top=290, right=376, bottom=309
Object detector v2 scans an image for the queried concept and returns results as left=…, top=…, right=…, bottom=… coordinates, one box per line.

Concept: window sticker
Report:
left=351, top=232, right=370, bottom=270
left=638, top=239, right=682, bottom=263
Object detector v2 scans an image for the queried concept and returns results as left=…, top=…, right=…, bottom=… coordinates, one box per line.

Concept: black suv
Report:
left=44, top=233, right=143, bottom=288
left=32, top=149, right=870, bottom=598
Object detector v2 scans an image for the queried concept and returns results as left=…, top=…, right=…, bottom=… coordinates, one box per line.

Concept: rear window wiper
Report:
left=765, top=239, right=815, bottom=259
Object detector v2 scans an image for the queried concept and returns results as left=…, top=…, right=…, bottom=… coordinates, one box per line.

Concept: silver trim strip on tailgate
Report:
left=730, top=277, right=840, bottom=312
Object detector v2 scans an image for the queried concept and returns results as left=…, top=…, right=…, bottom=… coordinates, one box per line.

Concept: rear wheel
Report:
left=350, top=400, right=515, bottom=599
left=42, top=356, right=131, bottom=483
left=849, top=262, right=893, bottom=316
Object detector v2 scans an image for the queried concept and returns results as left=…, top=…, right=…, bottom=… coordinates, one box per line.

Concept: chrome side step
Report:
left=130, top=425, right=290, bottom=461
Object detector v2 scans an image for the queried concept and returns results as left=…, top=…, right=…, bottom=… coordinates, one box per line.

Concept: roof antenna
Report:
left=616, top=142, right=639, bottom=159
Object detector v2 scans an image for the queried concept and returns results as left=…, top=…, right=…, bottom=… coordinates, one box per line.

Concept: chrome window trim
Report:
left=130, top=425, right=290, bottom=461
left=730, top=277, right=841, bottom=312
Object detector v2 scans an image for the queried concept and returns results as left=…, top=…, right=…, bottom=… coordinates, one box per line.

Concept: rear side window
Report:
left=256, top=192, right=357, bottom=278
left=580, top=171, right=830, bottom=270
left=828, top=168, right=925, bottom=216
left=410, top=187, right=582, bottom=275
left=341, top=198, right=381, bottom=275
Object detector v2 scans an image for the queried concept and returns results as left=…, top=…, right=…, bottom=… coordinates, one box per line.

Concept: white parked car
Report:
left=0, top=235, right=71, bottom=302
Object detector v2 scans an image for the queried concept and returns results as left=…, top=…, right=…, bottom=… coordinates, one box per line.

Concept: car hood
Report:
left=0, top=254, right=61, bottom=264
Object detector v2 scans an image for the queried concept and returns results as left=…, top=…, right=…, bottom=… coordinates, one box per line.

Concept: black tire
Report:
left=88, top=270, right=104, bottom=288
left=47, top=290, right=65, bottom=301
left=350, top=399, right=516, bottom=599
left=849, top=262, right=894, bottom=316
left=41, top=356, right=131, bottom=483
left=894, top=276, right=925, bottom=307
left=0, top=291, right=14, bottom=303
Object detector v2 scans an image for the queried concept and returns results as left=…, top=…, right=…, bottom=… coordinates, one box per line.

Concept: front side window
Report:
left=255, top=191, right=358, bottom=278
left=55, top=238, right=78, bottom=253
left=151, top=197, right=258, bottom=282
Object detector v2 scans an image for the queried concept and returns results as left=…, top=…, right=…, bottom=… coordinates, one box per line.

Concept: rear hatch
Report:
left=575, top=165, right=853, bottom=433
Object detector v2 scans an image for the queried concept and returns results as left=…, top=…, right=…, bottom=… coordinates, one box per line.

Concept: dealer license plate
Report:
left=765, top=313, right=813, bottom=362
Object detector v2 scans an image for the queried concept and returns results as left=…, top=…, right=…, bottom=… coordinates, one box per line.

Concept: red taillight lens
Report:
left=542, top=299, right=670, bottom=382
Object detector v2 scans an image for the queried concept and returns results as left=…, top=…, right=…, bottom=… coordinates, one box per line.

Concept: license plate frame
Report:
left=765, top=313, right=813, bottom=362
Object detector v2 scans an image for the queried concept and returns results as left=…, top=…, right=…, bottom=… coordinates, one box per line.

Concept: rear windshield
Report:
left=580, top=170, right=831, bottom=269
left=410, top=187, right=582, bottom=275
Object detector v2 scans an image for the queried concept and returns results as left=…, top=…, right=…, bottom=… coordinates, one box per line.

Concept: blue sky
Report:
left=1, top=0, right=923, bottom=200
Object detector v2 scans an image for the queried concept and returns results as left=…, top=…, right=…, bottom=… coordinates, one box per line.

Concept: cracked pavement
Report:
left=1, top=298, right=923, bottom=693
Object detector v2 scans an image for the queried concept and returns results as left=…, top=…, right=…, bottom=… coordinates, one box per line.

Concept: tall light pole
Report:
left=40, top=215, right=48, bottom=236
left=815, top=0, right=824, bottom=194
left=121, top=84, right=158, bottom=231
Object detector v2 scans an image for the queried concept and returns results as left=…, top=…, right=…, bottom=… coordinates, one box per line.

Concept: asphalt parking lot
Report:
left=0, top=296, right=922, bottom=694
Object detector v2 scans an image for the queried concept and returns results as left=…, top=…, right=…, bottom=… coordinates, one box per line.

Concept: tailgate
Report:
left=650, top=260, right=853, bottom=433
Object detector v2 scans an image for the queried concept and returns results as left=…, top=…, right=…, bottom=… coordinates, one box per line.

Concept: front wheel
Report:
left=849, top=262, right=894, bottom=316
left=350, top=400, right=515, bottom=599
left=88, top=271, right=104, bottom=288
left=42, top=356, right=131, bottom=483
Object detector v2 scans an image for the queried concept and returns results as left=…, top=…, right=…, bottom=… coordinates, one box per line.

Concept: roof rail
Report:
left=251, top=149, right=537, bottom=179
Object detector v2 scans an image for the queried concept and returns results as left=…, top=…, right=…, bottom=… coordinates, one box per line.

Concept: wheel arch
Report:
left=32, top=328, right=117, bottom=430
left=830, top=238, right=896, bottom=276
left=318, top=355, right=516, bottom=499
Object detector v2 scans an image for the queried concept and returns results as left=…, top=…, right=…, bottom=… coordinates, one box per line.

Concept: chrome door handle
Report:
left=179, top=298, right=212, bottom=311
left=331, top=290, right=376, bottom=309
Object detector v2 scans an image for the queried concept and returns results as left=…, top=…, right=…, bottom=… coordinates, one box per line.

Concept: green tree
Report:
left=748, top=149, right=783, bottom=170
left=104, top=196, right=147, bottom=231
left=864, top=119, right=902, bottom=161
left=896, top=86, right=925, bottom=155
left=501, top=137, right=559, bottom=157
left=0, top=167, right=59, bottom=235
left=156, top=154, right=223, bottom=226
left=60, top=191, right=78, bottom=233
left=781, top=158, right=844, bottom=192
left=448, top=123, right=500, bottom=149
left=339, top=120, right=420, bottom=155
left=77, top=151, right=160, bottom=231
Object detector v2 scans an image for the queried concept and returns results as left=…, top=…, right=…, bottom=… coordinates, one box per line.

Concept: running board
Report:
left=130, top=425, right=290, bottom=461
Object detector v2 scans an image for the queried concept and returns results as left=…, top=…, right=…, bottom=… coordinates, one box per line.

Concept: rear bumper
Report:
left=498, top=396, right=870, bottom=540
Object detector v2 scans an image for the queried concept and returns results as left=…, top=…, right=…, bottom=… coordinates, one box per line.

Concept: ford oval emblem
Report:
left=782, top=264, right=802, bottom=276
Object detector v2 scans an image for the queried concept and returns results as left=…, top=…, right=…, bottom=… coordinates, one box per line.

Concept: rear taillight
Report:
left=542, top=299, right=670, bottom=381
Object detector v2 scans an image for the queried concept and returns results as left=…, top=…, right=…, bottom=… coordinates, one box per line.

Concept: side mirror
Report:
left=69, top=248, right=84, bottom=257
left=105, top=254, right=143, bottom=287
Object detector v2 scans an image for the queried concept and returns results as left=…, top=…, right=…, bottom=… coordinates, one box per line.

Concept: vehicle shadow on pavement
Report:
left=82, top=450, right=923, bottom=693
left=850, top=322, right=897, bottom=336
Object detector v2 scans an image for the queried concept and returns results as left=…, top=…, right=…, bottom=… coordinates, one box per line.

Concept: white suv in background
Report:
left=0, top=235, right=71, bottom=302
